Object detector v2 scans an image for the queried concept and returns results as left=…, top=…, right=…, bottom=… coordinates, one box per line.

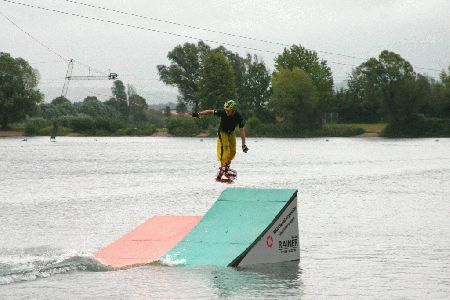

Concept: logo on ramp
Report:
left=266, top=235, right=273, bottom=248
left=278, top=236, right=299, bottom=254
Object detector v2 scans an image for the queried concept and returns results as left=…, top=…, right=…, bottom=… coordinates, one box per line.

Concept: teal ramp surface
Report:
left=161, top=188, right=298, bottom=267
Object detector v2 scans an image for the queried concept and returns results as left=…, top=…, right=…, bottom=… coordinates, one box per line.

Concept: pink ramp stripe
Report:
left=95, top=216, right=202, bottom=268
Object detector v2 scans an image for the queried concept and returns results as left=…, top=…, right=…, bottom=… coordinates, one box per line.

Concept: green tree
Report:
left=420, top=69, right=450, bottom=119
left=274, top=45, right=333, bottom=114
left=145, top=109, right=165, bottom=128
left=375, top=51, right=417, bottom=126
left=39, top=103, right=59, bottom=120
left=39, top=96, right=75, bottom=120
left=436, top=67, right=450, bottom=118
left=390, top=75, right=429, bottom=125
left=198, top=51, right=236, bottom=110
left=128, top=93, right=149, bottom=126
left=215, top=47, right=247, bottom=103
left=270, top=67, right=320, bottom=133
left=164, top=105, right=171, bottom=116
left=78, top=96, right=121, bottom=119
left=351, top=50, right=419, bottom=127
left=158, top=42, right=272, bottom=116
left=0, top=52, right=43, bottom=129
left=175, top=98, right=188, bottom=113
left=239, top=54, right=272, bottom=120
left=106, top=80, right=128, bottom=116
left=334, top=88, right=361, bottom=123
left=166, top=116, right=200, bottom=136
left=200, top=46, right=271, bottom=118
left=157, top=41, right=210, bottom=111
left=51, top=96, right=70, bottom=106
left=111, top=80, right=127, bottom=100
left=50, top=96, right=76, bottom=116
left=129, top=94, right=148, bottom=110
left=345, top=58, right=386, bottom=122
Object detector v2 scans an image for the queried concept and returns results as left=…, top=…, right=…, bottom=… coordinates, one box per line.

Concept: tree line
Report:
left=0, top=51, right=164, bottom=136
left=158, top=42, right=450, bottom=137
left=1, top=44, right=450, bottom=137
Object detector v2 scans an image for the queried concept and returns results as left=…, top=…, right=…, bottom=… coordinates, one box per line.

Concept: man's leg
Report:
left=224, top=132, right=237, bottom=178
left=226, top=132, right=237, bottom=171
left=216, top=132, right=229, bottom=180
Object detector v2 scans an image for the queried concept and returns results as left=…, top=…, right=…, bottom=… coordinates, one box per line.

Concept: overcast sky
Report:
left=1, top=0, right=449, bottom=104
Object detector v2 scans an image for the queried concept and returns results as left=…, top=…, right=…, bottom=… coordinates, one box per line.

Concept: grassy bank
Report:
left=0, top=122, right=394, bottom=138
left=341, top=123, right=387, bottom=135
left=381, top=117, right=450, bottom=138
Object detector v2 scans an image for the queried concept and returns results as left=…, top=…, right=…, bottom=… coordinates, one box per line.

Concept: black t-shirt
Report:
left=214, top=109, right=245, bottom=134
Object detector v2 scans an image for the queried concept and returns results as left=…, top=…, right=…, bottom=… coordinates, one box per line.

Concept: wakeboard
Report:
left=215, top=169, right=237, bottom=184
left=215, top=177, right=234, bottom=184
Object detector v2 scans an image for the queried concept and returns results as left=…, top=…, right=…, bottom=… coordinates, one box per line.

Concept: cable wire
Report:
left=1, top=0, right=357, bottom=68
left=0, top=10, right=67, bottom=62
left=1, top=9, right=109, bottom=75
left=61, top=0, right=443, bottom=73
left=1, top=0, right=443, bottom=73
left=62, top=0, right=365, bottom=61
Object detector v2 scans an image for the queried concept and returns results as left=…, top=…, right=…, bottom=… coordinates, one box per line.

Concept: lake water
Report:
left=1, top=136, right=449, bottom=299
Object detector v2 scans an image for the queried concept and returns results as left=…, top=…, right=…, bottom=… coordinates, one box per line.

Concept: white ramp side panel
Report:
left=234, top=197, right=299, bottom=266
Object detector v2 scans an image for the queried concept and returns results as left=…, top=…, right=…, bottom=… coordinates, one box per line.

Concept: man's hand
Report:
left=192, top=112, right=199, bottom=118
left=242, top=144, right=249, bottom=153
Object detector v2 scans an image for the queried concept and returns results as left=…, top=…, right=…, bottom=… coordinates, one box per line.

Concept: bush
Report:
left=423, top=118, right=450, bottom=136
left=146, top=109, right=165, bottom=128
left=59, top=114, right=126, bottom=134
left=246, top=117, right=364, bottom=137
left=55, top=126, right=72, bottom=136
left=31, top=125, right=72, bottom=136
left=245, top=117, right=287, bottom=137
left=58, top=114, right=162, bottom=135
left=89, top=129, right=111, bottom=136
left=60, top=114, right=95, bottom=133
left=94, top=117, right=124, bottom=133
left=196, top=115, right=219, bottom=130
left=114, top=124, right=156, bottom=136
left=245, top=117, right=263, bottom=136
left=24, top=118, right=50, bottom=136
left=314, top=124, right=364, bottom=137
left=166, top=117, right=200, bottom=136
left=137, top=124, right=156, bottom=136
left=77, top=97, right=122, bottom=119
left=9, top=122, right=25, bottom=131
left=382, top=116, right=450, bottom=137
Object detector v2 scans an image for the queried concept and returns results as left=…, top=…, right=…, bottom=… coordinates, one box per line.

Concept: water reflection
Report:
left=211, top=261, right=303, bottom=298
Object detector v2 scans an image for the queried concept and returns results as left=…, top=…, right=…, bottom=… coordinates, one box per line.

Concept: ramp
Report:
left=95, top=216, right=201, bottom=268
left=161, top=188, right=299, bottom=267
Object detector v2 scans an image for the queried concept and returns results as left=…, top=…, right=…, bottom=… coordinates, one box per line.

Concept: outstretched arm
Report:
left=192, top=109, right=215, bottom=118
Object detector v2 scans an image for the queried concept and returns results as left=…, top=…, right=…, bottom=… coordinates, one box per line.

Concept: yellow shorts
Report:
left=217, top=131, right=236, bottom=165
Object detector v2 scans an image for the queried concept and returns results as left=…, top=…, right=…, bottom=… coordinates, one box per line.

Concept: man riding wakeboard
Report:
left=192, top=100, right=249, bottom=182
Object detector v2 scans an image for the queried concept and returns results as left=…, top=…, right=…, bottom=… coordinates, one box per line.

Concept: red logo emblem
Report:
left=266, top=235, right=273, bottom=248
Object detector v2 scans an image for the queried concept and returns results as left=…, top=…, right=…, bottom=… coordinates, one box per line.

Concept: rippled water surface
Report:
left=1, top=136, right=449, bottom=299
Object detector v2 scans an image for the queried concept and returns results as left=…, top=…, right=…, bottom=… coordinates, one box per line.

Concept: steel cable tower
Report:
left=61, top=59, right=118, bottom=97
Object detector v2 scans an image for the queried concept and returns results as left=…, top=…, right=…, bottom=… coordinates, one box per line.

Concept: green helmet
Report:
left=224, top=99, right=237, bottom=111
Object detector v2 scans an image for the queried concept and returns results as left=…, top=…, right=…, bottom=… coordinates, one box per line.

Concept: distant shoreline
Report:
left=0, top=130, right=24, bottom=137
left=0, top=130, right=381, bottom=138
